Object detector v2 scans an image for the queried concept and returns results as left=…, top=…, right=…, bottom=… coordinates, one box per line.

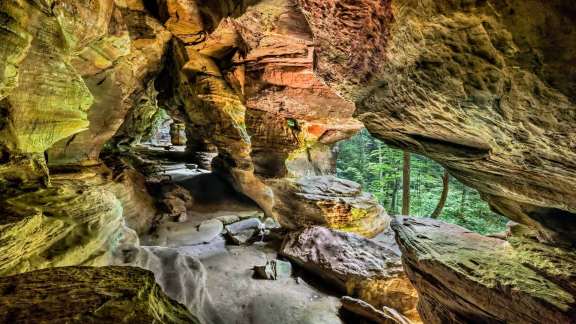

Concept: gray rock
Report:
left=253, top=260, right=293, bottom=280
left=216, top=215, right=241, bottom=225
left=225, top=218, right=263, bottom=235
left=227, top=228, right=258, bottom=245
left=158, top=219, right=224, bottom=247
left=341, top=296, right=412, bottom=324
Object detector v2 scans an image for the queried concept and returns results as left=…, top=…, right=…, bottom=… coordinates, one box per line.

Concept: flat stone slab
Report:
left=392, top=217, right=576, bottom=324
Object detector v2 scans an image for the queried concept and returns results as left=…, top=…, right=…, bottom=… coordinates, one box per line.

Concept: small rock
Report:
left=263, top=217, right=281, bottom=229
left=340, top=296, right=412, bottom=324
left=227, top=228, right=257, bottom=245
left=253, top=260, right=293, bottom=280
left=236, top=210, right=265, bottom=219
left=185, top=163, right=198, bottom=170
left=216, top=215, right=241, bottom=225
left=225, top=218, right=262, bottom=235
left=159, top=183, right=193, bottom=221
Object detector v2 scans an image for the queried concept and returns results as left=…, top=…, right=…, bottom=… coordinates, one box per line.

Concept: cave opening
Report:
left=336, top=129, right=509, bottom=235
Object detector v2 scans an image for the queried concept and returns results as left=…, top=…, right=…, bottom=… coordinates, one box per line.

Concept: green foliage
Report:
left=337, top=130, right=508, bottom=235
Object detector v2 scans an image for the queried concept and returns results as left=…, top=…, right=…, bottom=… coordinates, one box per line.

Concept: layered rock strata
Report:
left=47, top=1, right=171, bottom=166
left=2, top=1, right=574, bottom=323
left=0, top=266, right=198, bottom=323
left=0, top=176, right=129, bottom=276
left=392, top=217, right=576, bottom=323
left=149, top=0, right=381, bottom=235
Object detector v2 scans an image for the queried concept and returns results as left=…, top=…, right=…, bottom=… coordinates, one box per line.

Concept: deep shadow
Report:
left=177, top=173, right=257, bottom=211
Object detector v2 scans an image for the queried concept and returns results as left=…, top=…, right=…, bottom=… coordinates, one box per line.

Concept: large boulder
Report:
left=392, top=217, right=576, bottom=323
left=270, top=176, right=389, bottom=237
left=0, top=266, right=198, bottom=323
left=280, top=226, right=419, bottom=321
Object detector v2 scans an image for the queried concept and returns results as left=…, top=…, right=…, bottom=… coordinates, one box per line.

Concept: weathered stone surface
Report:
left=154, top=0, right=276, bottom=220
left=230, top=0, right=363, bottom=178
left=253, top=259, right=293, bottom=280
left=0, top=266, right=198, bottom=323
left=111, top=168, right=160, bottom=234
left=0, top=2, right=573, bottom=324
left=300, top=0, right=576, bottom=244
left=281, top=226, right=419, bottom=321
left=296, top=0, right=394, bottom=100
left=392, top=217, right=576, bottom=324
left=48, top=1, right=171, bottom=166
left=0, top=179, right=130, bottom=276
left=341, top=296, right=413, bottom=324
left=152, top=0, right=367, bottom=234
left=270, top=176, right=389, bottom=237
left=111, top=80, right=166, bottom=148
left=0, top=0, right=96, bottom=155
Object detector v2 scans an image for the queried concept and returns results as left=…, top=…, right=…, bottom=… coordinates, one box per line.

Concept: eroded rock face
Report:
left=110, top=168, right=160, bottom=234
left=392, top=217, right=576, bottom=324
left=299, top=0, right=576, bottom=244
left=47, top=1, right=172, bottom=166
left=0, top=0, right=99, bottom=155
left=232, top=0, right=362, bottom=178
left=0, top=178, right=130, bottom=276
left=341, top=296, right=413, bottom=324
left=270, top=176, right=389, bottom=237
left=3, top=2, right=573, bottom=323
left=151, top=0, right=376, bottom=234
left=281, top=226, right=419, bottom=321
left=0, top=266, right=199, bottom=323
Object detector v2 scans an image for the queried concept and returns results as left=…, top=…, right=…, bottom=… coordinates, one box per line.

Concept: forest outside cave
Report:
left=337, top=129, right=508, bottom=235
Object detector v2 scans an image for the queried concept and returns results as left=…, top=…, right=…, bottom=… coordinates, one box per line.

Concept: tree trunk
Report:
left=390, top=176, right=399, bottom=215
left=459, top=185, right=468, bottom=219
left=431, top=169, right=450, bottom=219
left=378, top=142, right=384, bottom=199
left=359, top=132, right=366, bottom=187
left=416, top=169, right=422, bottom=216
left=402, top=151, right=411, bottom=215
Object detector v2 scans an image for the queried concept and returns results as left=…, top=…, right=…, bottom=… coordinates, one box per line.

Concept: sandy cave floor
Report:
left=158, top=210, right=398, bottom=324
